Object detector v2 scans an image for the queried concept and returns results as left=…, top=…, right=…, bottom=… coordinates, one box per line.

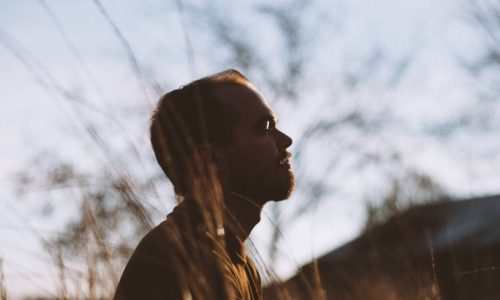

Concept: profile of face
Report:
left=216, top=84, right=294, bottom=204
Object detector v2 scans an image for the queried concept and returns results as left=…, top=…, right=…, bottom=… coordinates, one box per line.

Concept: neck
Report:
left=223, top=192, right=264, bottom=241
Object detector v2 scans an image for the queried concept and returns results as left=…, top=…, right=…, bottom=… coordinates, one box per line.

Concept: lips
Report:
left=277, top=152, right=292, bottom=169
left=279, top=161, right=291, bottom=170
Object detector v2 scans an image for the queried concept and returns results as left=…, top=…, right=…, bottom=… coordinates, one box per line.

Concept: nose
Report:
left=275, top=129, right=293, bottom=150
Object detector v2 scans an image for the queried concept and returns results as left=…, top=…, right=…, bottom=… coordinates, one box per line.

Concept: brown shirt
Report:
left=114, top=201, right=263, bottom=300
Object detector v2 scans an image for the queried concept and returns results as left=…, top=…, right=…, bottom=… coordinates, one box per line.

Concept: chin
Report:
left=269, top=170, right=295, bottom=201
left=235, top=170, right=295, bottom=203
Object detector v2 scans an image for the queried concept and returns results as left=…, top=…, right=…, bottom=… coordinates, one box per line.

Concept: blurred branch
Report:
left=465, top=0, right=500, bottom=96
left=0, top=259, right=7, bottom=300
left=174, top=0, right=198, bottom=77
left=38, top=0, right=111, bottom=108
left=364, top=169, right=449, bottom=232
left=90, top=0, right=153, bottom=105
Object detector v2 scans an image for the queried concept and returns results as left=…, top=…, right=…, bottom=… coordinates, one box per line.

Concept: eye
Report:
left=257, top=120, right=274, bottom=134
left=264, top=120, right=271, bottom=130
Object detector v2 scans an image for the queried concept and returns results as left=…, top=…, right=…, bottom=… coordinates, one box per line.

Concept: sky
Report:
left=1, top=0, right=500, bottom=298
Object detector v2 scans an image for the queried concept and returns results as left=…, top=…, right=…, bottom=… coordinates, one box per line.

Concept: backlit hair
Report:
left=150, top=69, right=252, bottom=194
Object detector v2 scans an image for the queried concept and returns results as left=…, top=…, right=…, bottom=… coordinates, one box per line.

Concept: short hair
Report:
left=150, top=69, right=252, bottom=194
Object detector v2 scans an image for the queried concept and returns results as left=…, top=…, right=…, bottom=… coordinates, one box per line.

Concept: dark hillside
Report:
left=265, top=195, right=500, bottom=300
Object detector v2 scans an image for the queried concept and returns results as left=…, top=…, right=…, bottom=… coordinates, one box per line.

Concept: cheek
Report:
left=231, top=137, right=277, bottom=169
left=242, top=138, right=277, bottom=167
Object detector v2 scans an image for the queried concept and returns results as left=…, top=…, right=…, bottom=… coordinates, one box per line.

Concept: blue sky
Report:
left=1, top=0, right=499, bottom=297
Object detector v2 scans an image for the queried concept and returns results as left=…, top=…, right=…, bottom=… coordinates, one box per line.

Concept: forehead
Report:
left=214, top=84, right=275, bottom=126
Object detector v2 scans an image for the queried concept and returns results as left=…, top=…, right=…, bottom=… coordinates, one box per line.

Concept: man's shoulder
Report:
left=118, top=220, right=177, bottom=278
left=132, top=220, right=174, bottom=257
left=119, top=203, right=205, bottom=275
left=113, top=219, right=184, bottom=299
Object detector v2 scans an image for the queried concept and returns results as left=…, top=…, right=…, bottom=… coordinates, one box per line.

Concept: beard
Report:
left=233, top=168, right=295, bottom=204
left=268, top=169, right=295, bottom=201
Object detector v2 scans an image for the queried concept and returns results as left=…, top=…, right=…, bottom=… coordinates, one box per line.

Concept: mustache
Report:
left=278, top=151, right=292, bottom=162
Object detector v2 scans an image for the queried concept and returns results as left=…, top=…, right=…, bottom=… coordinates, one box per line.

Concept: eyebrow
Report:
left=257, top=114, right=278, bottom=125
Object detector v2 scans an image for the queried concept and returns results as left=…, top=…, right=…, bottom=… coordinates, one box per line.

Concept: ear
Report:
left=193, top=143, right=228, bottom=169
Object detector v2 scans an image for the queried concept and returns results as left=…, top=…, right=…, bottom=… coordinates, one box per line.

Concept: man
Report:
left=114, top=70, right=294, bottom=300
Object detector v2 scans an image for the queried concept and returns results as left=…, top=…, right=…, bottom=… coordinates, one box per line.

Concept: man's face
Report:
left=217, top=84, right=294, bottom=203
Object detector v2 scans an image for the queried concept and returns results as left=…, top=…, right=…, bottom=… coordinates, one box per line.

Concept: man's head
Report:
left=150, top=69, right=294, bottom=203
